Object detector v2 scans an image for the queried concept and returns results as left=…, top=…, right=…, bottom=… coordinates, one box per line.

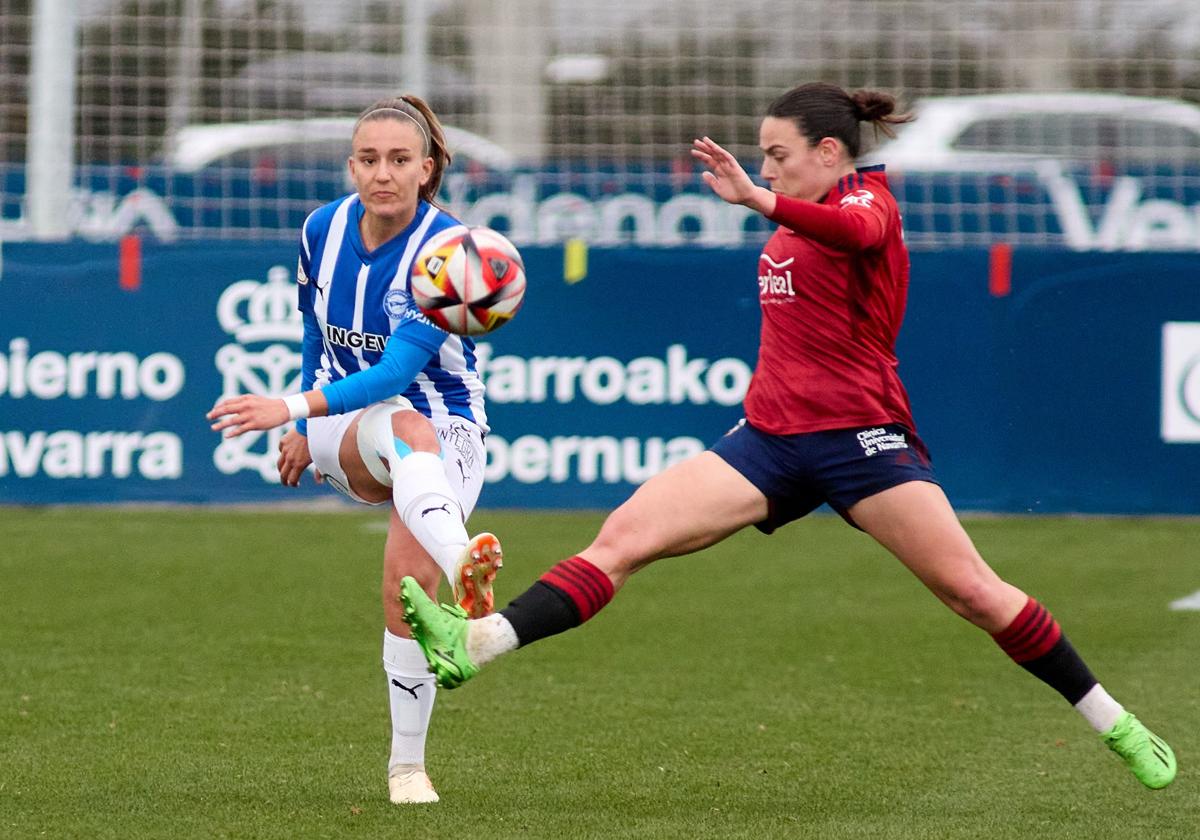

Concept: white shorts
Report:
left=306, top=399, right=486, bottom=516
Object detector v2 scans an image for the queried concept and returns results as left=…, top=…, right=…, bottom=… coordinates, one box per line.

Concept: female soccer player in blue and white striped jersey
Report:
left=208, top=95, right=500, bottom=804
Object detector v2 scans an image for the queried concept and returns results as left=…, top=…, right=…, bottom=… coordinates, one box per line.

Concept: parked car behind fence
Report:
left=2, top=94, right=1198, bottom=250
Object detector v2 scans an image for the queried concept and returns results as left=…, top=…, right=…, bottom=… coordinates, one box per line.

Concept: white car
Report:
left=164, top=118, right=517, bottom=174
left=866, top=92, right=1200, bottom=172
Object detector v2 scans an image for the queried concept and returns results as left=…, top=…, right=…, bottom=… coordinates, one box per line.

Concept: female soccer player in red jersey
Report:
left=399, top=82, right=1175, bottom=790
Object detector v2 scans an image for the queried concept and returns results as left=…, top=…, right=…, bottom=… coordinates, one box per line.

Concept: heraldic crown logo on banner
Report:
left=213, top=265, right=303, bottom=482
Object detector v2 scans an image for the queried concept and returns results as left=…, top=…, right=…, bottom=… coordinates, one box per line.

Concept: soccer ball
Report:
left=410, top=225, right=526, bottom=336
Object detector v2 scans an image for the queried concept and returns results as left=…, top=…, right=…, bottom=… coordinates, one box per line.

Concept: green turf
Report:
left=2, top=508, right=1198, bottom=839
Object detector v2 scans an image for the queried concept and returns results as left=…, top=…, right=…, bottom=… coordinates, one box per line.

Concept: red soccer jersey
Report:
left=743, top=166, right=916, bottom=435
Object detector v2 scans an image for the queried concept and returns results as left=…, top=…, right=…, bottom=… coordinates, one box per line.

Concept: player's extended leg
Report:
left=401, top=451, right=769, bottom=688
left=343, top=402, right=500, bottom=616
left=848, top=480, right=1175, bottom=790
left=338, top=405, right=495, bottom=804
left=380, top=512, right=443, bottom=804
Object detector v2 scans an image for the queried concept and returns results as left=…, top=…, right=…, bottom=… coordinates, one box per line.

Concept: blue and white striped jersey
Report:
left=296, top=195, right=488, bottom=432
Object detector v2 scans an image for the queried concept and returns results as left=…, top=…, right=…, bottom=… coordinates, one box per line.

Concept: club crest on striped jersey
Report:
left=384, top=289, right=409, bottom=319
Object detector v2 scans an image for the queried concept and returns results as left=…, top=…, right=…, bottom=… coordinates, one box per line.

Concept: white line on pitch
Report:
left=1169, top=590, right=1200, bottom=611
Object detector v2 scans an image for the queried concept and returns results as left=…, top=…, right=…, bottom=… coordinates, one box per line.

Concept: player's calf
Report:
left=400, top=579, right=478, bottom=689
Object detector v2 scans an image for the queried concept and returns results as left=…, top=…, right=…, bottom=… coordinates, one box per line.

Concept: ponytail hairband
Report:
left=356, top=107, right=431, bottom=151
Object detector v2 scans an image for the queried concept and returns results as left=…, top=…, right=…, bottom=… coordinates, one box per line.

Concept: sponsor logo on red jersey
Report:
left=758, top=254, right=796, bottom=299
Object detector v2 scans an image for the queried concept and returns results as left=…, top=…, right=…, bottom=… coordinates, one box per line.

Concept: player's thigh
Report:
left=337, top=413, right=392, bottom=503
left=848, top=481, right=1023, bottom=629
left=585, top=451, right=768, bottom=575
left=308, top=409, right=385, bottom=505
left=338, top=403, right=441, bottom=504
left=432, top=418, right=486, bottom=517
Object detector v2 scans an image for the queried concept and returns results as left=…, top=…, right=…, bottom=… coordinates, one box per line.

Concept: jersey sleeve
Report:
left=767, top=190, right=893, bottom=252
left=296, top=212, right=317, bottom=314
left=294, top=309, right=323, bottom=436
left=317, top=317, right=449, bottom=416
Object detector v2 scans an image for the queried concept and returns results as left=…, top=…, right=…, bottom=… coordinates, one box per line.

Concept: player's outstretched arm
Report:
left=206, top=390, right=329, bottom=438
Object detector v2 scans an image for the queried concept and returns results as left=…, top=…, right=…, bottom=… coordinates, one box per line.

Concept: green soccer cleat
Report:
left=1102, top=712, right=1177, bottom=790
left=399, top=576, right=478, bottom=689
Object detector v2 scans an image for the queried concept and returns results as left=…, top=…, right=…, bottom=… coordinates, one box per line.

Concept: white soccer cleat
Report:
left=388, top=766, right=439, bottom=804
left=452, top=532, right=503, bottom=619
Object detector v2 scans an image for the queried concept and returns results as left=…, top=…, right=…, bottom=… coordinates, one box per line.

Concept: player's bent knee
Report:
left=938, top=574, right=1007, bottom=627
left=584, top=516, right=659, bottom=578
left=354, top=399, right=436, bottom=484
left=390, top=410, right=439, bottom=452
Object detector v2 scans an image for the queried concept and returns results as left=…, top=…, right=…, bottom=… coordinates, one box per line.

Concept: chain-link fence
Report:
left=3, top=0, right=1199, bottom=246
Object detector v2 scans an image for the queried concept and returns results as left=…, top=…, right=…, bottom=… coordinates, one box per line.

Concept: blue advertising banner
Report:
left=1, top=241, right=1197, bottom=513
left=4, top=162, right=1200, bottom=251
left=901, top=249, right=1200, bottom=513
left=0, top=242, right=760, bottom=508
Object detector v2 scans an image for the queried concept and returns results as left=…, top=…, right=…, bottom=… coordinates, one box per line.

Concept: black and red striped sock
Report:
left=991, top=596, right=1097, bottom=704
left=500, top=556, right=615, bottom=647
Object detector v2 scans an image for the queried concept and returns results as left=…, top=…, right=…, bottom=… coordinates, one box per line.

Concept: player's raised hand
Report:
left=691, top=136, right=757, bottom=205
left=207, top=394, right=289, bottom=437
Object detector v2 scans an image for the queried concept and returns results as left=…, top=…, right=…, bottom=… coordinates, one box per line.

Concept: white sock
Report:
left=383, top=630, right=437, bottom=773
left=465, top=613, right=520, bottom=668
left=388, top=451, right=468, bottom=584
left=1075, top=683, right=1125, bottom=733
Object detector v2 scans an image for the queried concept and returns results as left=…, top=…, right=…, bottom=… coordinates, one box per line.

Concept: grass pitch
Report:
left=2, top=508, right=1198, bottom=839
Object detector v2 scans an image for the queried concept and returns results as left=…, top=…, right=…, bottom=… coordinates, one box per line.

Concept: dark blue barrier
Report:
left=1, top=241, right=1197, bottom=513
left=5, top=161, right=1200, bottom=250
left=900, top=250, right=1200, bottom=512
